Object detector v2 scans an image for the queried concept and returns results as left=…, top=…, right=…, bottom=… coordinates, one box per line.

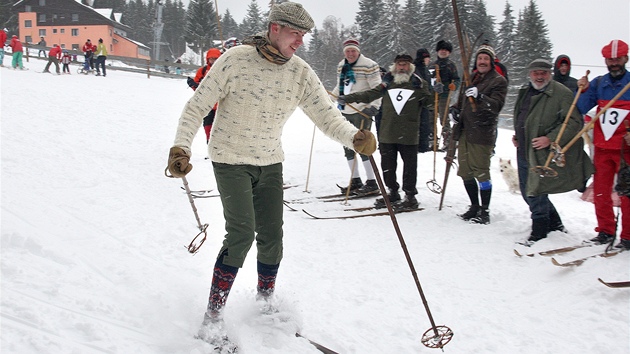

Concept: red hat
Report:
left=343, top=38, right=360, bottom=53
left=206, top=48, right=221, bottom=60
left=601, top=40, right=629, bottom=59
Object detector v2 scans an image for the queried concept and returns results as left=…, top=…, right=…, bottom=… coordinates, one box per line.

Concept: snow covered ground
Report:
left=1, top=64, right=629, bottom=354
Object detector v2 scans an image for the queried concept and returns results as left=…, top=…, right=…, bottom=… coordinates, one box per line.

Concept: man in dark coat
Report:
left=432, top=40, right=461, bottom=151
left=553, top=54, right=578, bottom=92
left=453, top=43, right=508, bottom=224
left=342, top=53, right=431, bottom=209
left=414, top=48, right=434, bottom=153
left=513, top=59, right=593, bottom=243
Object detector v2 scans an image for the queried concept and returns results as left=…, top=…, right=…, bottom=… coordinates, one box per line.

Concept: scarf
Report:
left=242, top=32, right=290, bottom=65
left=338, top=58, right=357, bottom=109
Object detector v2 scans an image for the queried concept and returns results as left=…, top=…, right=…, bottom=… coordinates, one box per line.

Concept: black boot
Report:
left=374, top=189, right=401, bottom=209
left=397, top=194, right=419, bottom=210
left=589, top=232, right=615, bottom=245
left=471, top=206, right=490, bottom=224
left=356, top=179, right=379, bottom=195
left=548, top=209, right=567, bottom=233
left=340, top=177, right=363, bottom=194
left=458, top=205, right=480, bottom=221
left=528, top=218, right=550, bottom=242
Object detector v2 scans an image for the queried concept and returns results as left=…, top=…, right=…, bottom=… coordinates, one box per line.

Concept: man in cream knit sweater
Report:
left=166, top=1, right=376, bottom=343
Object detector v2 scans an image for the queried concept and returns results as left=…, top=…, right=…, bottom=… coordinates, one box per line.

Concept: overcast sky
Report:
left=216, top=0, right=629, bottom=78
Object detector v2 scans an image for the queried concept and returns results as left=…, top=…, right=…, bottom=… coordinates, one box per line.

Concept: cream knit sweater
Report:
left=173, top=45, right=358, bottom=166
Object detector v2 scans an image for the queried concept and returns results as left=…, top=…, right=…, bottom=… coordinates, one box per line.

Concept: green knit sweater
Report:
left=173, top=45, right=358, bottom=166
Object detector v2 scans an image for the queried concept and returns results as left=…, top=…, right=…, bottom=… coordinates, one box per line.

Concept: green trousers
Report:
left=212, top=162, right=284, bottom=268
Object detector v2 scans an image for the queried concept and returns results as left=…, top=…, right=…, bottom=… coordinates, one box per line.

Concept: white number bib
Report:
left=387, top=89, right=414, bottom=115
left=599, top=108, right=630, bottom=141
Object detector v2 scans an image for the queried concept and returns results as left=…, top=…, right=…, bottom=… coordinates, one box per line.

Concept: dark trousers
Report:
left=517, top=152, right=557, bottom=220
left=95, top=55, right=106, bottom=75
left=379, top=143, right=418, bottom=195
left=418, top=107, right=431, bottom=152
left=44, top=56, right=60, bottom=73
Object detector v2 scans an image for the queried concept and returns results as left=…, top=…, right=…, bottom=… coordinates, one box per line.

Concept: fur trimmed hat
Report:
left=343, top=38, right=360, bottom=53
left=601, top=39, right=629, bottom=59
left=435, top=40, right=453, bottom=52
left=268, top=1, right=315, bottom=33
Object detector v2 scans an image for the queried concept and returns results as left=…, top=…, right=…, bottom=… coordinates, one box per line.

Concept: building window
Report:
left=71, top=29, right=79, bottom=36
left=72, top=14, right=79, bottom=22
left=39, top=0, right=45, bottom=5
left=52, top=29, right=57, bottom=34
left=38, top=14, right=46, bottom=23
left=25, top=36, right=32, bottom=43
left=25, top=5, right=31, bottom=11
left=72, top=44, right=79, bottom=51
left=60, top=29, right=65, bottom=34
left=39, top=29, right=46, bottom=36
left=25, top=20, right=32, bottom=28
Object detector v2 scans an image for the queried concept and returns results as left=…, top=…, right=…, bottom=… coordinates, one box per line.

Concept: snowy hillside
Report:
left=1, top=65, right=629, bottom=354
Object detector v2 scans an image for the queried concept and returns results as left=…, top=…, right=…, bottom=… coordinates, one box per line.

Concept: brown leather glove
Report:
left=448, top=82, right=456, bottom=91
left=353, top=129, right=377, bottom=156
left=165, top=147, right=192, bottom=178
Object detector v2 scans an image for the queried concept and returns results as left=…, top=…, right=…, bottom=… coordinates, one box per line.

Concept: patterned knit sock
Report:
left=204, top=255, right=238, bottom=323
left=256, top=261, right=279, bottom=300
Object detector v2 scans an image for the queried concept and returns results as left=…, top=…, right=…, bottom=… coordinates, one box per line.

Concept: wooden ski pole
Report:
left=327, top=90, right=372, bottom=204
left=532, top=70, right=589, bottom=177
left=427, top=65, right=442, bottom=194
left=304, top=124, right=316, bottom=193
left=451, top=0, right=476, bottom=112
left=368, top=156, right=453, bottom=349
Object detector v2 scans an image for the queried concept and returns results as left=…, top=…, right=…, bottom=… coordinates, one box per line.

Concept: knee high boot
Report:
left=203, top=253, right=239, bottom=324
left=256, top=261, right=279, bottom=301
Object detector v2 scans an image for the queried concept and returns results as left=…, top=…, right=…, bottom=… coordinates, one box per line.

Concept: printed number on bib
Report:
left=600, top=108, right=630, bottom=141
left=388, top=89, right=414, bottom=115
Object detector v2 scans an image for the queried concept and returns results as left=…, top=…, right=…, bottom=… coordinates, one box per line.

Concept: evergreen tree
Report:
left=93, top=0, right=126, bottom=12
left=185, top=0, right=218, bottom=64
left=221, top=9, right=240, bottom=40
left=309, top=16, right=345, bottom=89
left=0, top=0, right=18, bottom=34
left=511, top=0, right=552, bottom=88
left=355, top=0, right=385, bottom=60
left=162, top=0, right=187, bottom=58
left=240, top=0, right=265, bottom=38
left=496, top=1, right=515, bottom=63
left=399, top=0, right=424, bottom=56
left=372, top=0, right=406, bottom=65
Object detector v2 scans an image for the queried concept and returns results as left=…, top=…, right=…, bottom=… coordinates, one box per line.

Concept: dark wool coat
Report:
left=345, top=70, right=431, bottom=145
left=455, top=69, right=508, bottom=146
left=431, top=57, right=461, bottom=99
left=514, top=80, right=594, bottom=196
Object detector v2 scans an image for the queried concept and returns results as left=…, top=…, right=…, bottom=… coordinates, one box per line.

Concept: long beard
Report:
left=393, top=71, right=412, bottom=84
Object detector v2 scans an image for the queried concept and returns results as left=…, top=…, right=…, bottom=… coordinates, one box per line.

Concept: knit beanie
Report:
left=415, top=48, right=430, bottom=60
left=343, top=38, right=360, bottom=53
left=527, top=59, right=553, bottom=71
left=601, top=39, right=629, bottom=59
left=475, top=42, right=496, bottom=62
left=435, top=40, right=453, bottom=52
left=268, top=1, right=315, bottom=33
left=206, top=48, right=221, bottom=60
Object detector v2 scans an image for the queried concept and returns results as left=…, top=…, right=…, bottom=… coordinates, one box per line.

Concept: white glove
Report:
left=465, top=87, right=478, bottom=98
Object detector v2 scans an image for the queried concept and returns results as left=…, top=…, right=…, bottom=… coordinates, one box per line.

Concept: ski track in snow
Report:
left=1, top=65, right=629, bottom=353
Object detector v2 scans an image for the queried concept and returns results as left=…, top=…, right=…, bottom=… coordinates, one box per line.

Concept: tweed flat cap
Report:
left=527, top=59, right=553, bottom=71
left=268, top=2, right=315, bottom=33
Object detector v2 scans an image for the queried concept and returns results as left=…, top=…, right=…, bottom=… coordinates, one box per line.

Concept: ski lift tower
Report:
left=152, top=0, right=167, bottom=60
